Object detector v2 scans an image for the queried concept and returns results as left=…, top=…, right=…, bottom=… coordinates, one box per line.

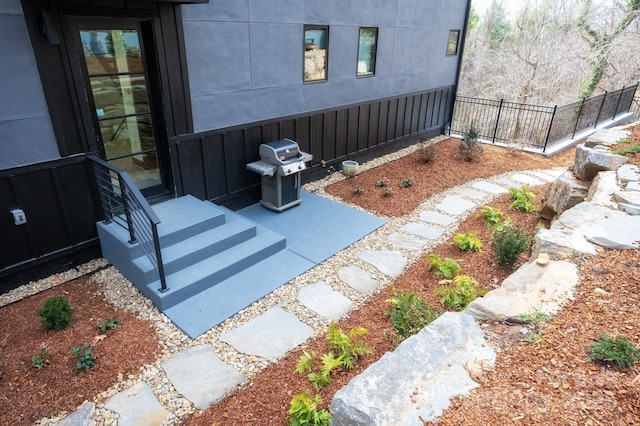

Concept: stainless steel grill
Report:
left=246, top=139, right=312, bottom=212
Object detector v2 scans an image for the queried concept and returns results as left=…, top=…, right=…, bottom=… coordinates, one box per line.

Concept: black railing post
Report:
left=152, top=222, right=168, bottom=293
left=594, top=91, right=608, bottom=127
left=572, top=98, right=586, bottom=138
left=612, top=86, right=625, bottom=118
left=492, top=99, right=504, bottom=143
left=118, top=177, right=137, bottom=244
left=542, top=105, right=557, bottom=153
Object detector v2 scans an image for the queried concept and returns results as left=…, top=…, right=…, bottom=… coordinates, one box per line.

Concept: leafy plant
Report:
left=31, top=342, right=52, bottom=369
left=420, top=142, right=437, bottom=163
left=492, top=224, right=531, bottom=268
left=517, top=309, right=551, bottom=344
left=38, top=296, right=74, bottom=330
left=490, top=218, right=513, bottom=238
left=436, top=275, right=484, bottom=310
left=385, top=290, right=438, bottom=340
left=425, top=254, right=461, bottom=279
left=462, top=123, right=480, bottom=141
left=399, top=177, right=414, bottom=188
left=381, top=187, right=393, bottom=197
left=479, top=205, right=505, bottom=227
left=587, top=334, right=639, bottom=369
left=613, top=142, right=640, bottom=155
left=295, top=322, right=373, bottom=389
left=375, top=178, right=390, bottom=187
left=71, top=342, right=97, bottom=372
left=97, top=317, right=121, bottom=333
left=508, top=184, right=537, bottom=212
left=288, top=391, right=331, bottom=426
left=353, top=186, right=365, bottom=195
left=453, top=232, right=483, bottom=253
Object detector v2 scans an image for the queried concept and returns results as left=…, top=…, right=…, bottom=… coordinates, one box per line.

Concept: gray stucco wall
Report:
left=181, top=0, right=468, bottom=132
left=0, top=1, right=59, bottom=169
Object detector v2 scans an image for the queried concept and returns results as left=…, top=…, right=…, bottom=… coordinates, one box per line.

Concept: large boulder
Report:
left=573, top=144, right=627, bottom=181
left=330, top=312, right=495, bottom=425
left=543, top=170, right=590, bottom=218
left=585, top=171, right=619, bottom=208
left=465, top=260, right=578, bottom=322
left=584, top=128, right=631, bottom=148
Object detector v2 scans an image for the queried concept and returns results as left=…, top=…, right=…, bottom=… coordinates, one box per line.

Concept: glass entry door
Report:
left=73, top=19, right=168, bottom=197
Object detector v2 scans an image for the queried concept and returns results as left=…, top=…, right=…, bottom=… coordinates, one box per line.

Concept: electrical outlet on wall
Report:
left=10, top=209, right=27, bottom=225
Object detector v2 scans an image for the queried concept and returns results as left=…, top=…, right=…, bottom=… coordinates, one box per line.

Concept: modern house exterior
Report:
left=1, top=0, right=471, bottom=292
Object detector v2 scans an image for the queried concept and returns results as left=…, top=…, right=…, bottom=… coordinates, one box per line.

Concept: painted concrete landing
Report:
left=163, top=191, right=386, bottom=338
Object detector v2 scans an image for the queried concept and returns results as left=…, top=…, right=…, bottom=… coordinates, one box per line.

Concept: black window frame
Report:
left=446, top=29, right=460, bottom=56
left=356, top=27, right=378, bottom=77
left=303, top=25, right=329, bottom=83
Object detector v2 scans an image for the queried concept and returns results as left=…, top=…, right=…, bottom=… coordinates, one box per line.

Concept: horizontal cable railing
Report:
left=451, top=83, right=638, bottom=152
left=87, top=156, right=168, bottom=293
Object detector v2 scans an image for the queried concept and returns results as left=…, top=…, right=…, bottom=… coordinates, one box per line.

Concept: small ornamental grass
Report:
left=38, top=296, right=74, bottom=330
left=587, top=334, right=639, bottom=369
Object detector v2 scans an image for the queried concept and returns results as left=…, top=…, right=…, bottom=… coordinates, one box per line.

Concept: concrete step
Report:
left=132, top=216, right=257, bottom=280
left=146, top=226, right=286, bottom=310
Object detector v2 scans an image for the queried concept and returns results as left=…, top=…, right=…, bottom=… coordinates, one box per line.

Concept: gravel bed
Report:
left=20, top=133, right=566, bottom=425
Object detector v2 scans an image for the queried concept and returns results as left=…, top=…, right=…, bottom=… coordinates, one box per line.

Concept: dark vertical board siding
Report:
left=347, top=107, right=359, bottom=154
left=403, top=95, right=414, bottom=135
left=368, top=102, right=380, bottom=148
left=176, top=140, right=206, bottom=199
left=280, top=119, right=296, bottom=141
left=357, top=104, right=369, bottom=151
left=309, top=115, right=324, bottom=164
left=0, top=178, right=30, bottom=267
left=295, top=117, right=311, bottom=154
left=427, top=92, right=436, bottom=128
left=432, top=91, right=442, bottom=128
left=55, top=163, right=98, bottom=242
left=323, top=111, right=337, bottom=160
left=335, top=109, right=349, bottom=158
left=396, top=97, right=406, bottom=137
left=418, top=93, right=429, bottom=130
left=410, top=95, right=421, bottom=133
left=378, top=100, right=389, bottom=143
left=223, top=130, right=248, bottom=192
left=262, top=123, right=279, bottom=143
left=202, top=134, right=228, bottom=199
left=387, top=98, right=398, bottom=140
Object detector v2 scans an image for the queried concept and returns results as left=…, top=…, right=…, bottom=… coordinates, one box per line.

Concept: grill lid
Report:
left=259, top=138, right=301, bottom=164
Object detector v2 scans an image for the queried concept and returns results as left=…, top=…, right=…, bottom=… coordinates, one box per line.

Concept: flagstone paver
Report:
left=528, top=170, right=559, bottom=182
left=356, top=250, right=408, bottom=278
left=337, top=265, right=381, bottom=295
left=104, top=382, right=169, bottom=425
left=297, top=282, right=353, bottom=320
left=400, top=222, right=444, bottom=240
left=435, top=195, right=476, bottom=216
left=419, top=210, right=457, bottom=226
left=510, top=173, right=544, bottom=186
left=161, top=345, right=246, bottom=410
left=471, top=180, right=509, bottom=194
left=492, top=176, right=521, bottom=189
left=56, top=402, right=95, bottom=426
left=388, top=232, right=428, bottom=251
left=455, top=186, right=489, bottom=200
left=220, top=306, right=313, bottom=362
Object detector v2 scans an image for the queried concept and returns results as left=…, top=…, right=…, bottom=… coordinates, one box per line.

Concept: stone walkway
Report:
left=56, top=167, right=565, bottom=426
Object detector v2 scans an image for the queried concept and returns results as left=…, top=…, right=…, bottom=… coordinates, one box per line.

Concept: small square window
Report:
left=446, top=30, right=460, bottom=56
left=357, top=27, right=378, bottom=77
left=304, top=26, right=328, bottom=82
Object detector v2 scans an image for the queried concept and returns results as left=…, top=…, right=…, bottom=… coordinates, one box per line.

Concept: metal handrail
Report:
left=87, top=155, right=168, bottom=293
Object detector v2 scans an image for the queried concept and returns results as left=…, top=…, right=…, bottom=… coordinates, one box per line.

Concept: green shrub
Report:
left=453, top=232, right=483, bottom=253
left=479, top=205, right=505, bottom=227
left=436, top=275, right=484, bottom=310
left=288, top=391, right=331, bottom=426
left=385, top=290, right=438, bottom=340
left=491, top=224, right=531, bottom=268
left=38, top=296, right=74, bottom=330
left=508, top=184, right=537, bottom=212
left=587, top=334, right=639, bottom=369
left=425, top=254, right=461, bottom=279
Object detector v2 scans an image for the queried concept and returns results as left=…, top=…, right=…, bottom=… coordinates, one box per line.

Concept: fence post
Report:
left=542, top=105, right=557, bottom=153
left=118, top=177, right=137, bottom=244
left=612, top=86, right=625, bottom=118
left=492, top=99, right=504, bottom=143
left=572, top=98, right=586, bottom=138
left=594, top=91, right=608, bottom=127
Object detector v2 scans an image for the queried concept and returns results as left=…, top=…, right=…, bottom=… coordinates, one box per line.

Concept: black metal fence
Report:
left=450, top=83, right=638, bottom=152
